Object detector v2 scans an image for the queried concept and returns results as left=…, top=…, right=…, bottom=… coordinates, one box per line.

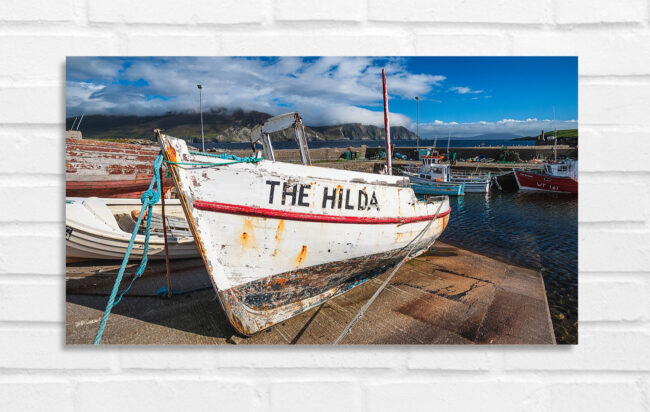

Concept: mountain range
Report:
left=65, top=109, right=417, bottom=143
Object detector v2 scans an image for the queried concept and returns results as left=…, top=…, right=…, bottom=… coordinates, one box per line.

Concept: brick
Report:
left=0, top=186, right=64, bottom=222
left=120, top=349, right=216, bottom=369
left=0, top=35, right=117, bottom=83
left=579, top=178, right=646, bottom=222
left=548, top=382, right=642, bottom=411
left=0, top=235, right=63, bottom=275
left=76, top=379, right=256, bottom=412
left=0, top=282, right=62, bottom=322
left=580, top=83, right=650, bottom=126
left=579, top=231, right=650, bottom=272
left=0, top=382, right=73, bottom=412
left=0, top=128, right=64, bottom=175
left=0, top=87, right=62, bottom=124
left=271, top=381, right=362, bottom=412
left=554, top=0, right=646, bottom=24
left=0, top=328, right=111, bottom=369
left=580, top=129, right=650, bottom=172
left=414, top=34, right=508, bottom=55
left=366, top=381, right=546, bottom=412
left=512, top=31, right=650, bottom=75
left=88, top=0, right=265, bottom=24
left=579, top=279, right=646, bottom=321
left=0, top=0, right=76, bottom=22
left=215, top=347, right=405, bottom=369
left=407, top=347, right=495, bottom=370
left=219, top=33, right=414, bottom=55
left=275, top=0, right=365, bottom=21
left=504, top=329, right=650, bottom=370
left=126, top=34, right=220, bottom=55
left=368, top=0, right=549, bottom=23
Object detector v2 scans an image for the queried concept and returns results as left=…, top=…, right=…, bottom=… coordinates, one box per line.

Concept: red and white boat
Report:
left=513, top=160, right=578, bottom=194
left=157, top=112, right=451, bottom=335
left=66, top=137, right=173, bottom=198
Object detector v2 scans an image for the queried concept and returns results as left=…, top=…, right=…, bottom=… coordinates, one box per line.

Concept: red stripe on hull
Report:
left=193, top=200, right=450, bottom=224
left=66, top=178, right=172, bottom=199
left=514, top=170, right=578, bottom=194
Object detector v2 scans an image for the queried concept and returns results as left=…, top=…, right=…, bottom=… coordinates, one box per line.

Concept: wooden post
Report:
left=382, top=68, right=392, bottom=175
left=160, top=166, right=172, bottom=299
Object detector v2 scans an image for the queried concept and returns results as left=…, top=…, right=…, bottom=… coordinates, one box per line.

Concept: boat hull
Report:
left=411, top=182, right=465, bottom=196
left=513, top=170, right=578, bottom=194
left=158, top=132, right=451, bottom=335
left=66, top=138, right=172, bottom=198
left=66, top=198, right=199, bottom=260
left=450, top=178, right=491, bottom=193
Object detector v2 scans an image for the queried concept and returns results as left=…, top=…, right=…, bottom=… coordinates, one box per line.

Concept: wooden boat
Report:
left=513, top=160, right=578, bottom=194
left=66, top=197, right=199, bottom=261
left=411, top=182, right=465, bottom=196
left=66, top=137, right=173, bottom=198
left=157, top=112, right=451, bottom=335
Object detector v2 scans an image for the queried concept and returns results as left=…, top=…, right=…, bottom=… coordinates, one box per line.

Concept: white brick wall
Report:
left=0, top=1, right=648, bottom=410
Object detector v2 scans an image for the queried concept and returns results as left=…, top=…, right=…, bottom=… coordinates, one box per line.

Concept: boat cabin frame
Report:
left=250, top=112, right=312, bottom=166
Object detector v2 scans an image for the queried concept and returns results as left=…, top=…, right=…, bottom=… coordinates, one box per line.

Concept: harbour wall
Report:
left=223, top=144, right=576, bottom=162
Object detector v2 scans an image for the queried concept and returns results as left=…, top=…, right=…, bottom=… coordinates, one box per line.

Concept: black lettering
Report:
left=322, top=187, right=336, bottom=209
left=282, top=183, right=297, bottom=206
left=337, top=187, right=343, bottom=209
left=369, top=192, right=379, bottom=210
left=344, top=189, right=354, bottom=210
left=266, top=180, right=280, bottom=204
left=298, top=184, right=310, bottom=207
left=358, top=190, right=368, bottom=210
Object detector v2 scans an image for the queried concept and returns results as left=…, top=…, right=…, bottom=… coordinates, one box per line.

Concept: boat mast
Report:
left=553, top=106, right=557, bottom=162
left=76, top=113, right=84, bottom=131
left=382, top=68, right=392, bottom=175
left=447, top=130, right=451, bottom=157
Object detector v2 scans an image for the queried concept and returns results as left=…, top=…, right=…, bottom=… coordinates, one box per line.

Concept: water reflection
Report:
left=436, top=190, right=578, bottom=344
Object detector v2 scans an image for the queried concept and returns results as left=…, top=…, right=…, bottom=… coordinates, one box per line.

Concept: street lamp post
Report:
left=415, top=96, right=420, bottom=152
left=197, top=84, right=205, bottom=152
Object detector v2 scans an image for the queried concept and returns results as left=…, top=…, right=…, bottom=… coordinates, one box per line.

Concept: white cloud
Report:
left=450, top=86, right=483, bottom=94
left=66, top=57, right=445, bottom=126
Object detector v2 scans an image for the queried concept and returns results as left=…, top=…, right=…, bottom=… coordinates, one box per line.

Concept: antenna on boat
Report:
left=382, top=68, right=392, bottom=175
left=433, top=135, right=437, bottom=150
left=76, top=113, right=84, bottom=131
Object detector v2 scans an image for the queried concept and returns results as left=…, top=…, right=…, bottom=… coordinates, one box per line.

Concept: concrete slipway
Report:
left=66, top=242, right=555, bottom=345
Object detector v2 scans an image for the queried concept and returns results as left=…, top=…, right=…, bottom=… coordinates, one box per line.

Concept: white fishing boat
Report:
left=66, top=197, right=199, bottom=261
left=157, top=112, right=451, bottom=335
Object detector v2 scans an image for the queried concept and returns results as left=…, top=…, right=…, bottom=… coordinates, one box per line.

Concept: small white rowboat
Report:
left=157, top=112, right=451, bottom=335
left=66, top=197, right=199, bottom=261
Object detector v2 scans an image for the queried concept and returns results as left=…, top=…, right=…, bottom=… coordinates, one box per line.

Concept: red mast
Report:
left=382, top=68, right=392, bottom=175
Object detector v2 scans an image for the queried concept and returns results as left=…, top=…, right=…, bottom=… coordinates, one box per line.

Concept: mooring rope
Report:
left=92, top=149, right=259, bottom=344
left=333, top=199, right=444, bottom=344
left=93, top=153, right=163, bottom=344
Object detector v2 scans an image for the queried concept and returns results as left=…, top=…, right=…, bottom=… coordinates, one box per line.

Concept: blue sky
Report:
left=66, top=56, right=577, bottom=137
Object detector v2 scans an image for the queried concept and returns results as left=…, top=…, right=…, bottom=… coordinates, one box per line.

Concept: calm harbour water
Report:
left=436, top=190, right=578, bottom=344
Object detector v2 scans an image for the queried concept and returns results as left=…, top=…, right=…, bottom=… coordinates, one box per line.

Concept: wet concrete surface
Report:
left=66, top=242, right=555, bottom=344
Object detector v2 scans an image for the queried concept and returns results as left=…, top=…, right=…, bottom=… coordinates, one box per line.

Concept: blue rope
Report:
left=188, top=150, right=262, bottom=163
left=93, top=153, right=163, bottom=344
